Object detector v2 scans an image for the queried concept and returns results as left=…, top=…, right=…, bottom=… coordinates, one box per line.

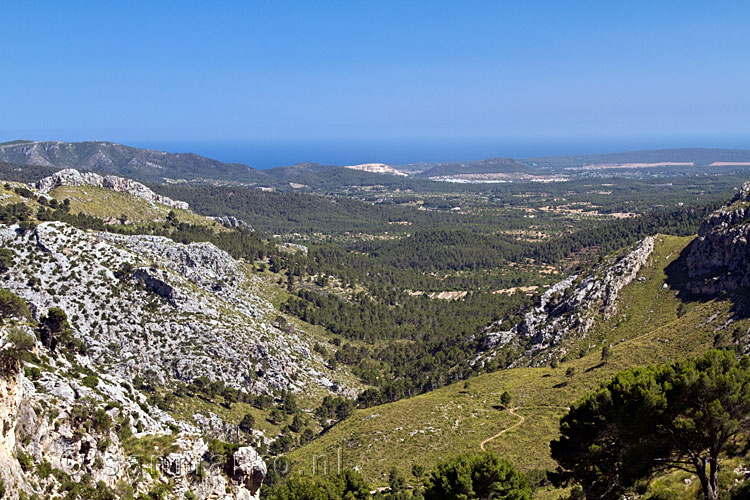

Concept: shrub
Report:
left=36, top=460, right=52, bottom=479
left=0, top=288, right=30, bottom=320
left=16, top=448, right=33, bottom=471
left=500, top=391, right=512, bottom=407
left=424, top=452, right=531, bottom=500
left=0, top=249, right=13, bottom=274
left=82, top=374, right=99, bottom=389
left=1, top=327, right=36, bottom=368
left=239, top=413, right=255, bottom=434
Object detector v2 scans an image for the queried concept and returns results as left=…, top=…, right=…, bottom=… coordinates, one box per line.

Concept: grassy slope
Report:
left=290, top=235, right=748, bottom=492
left=49, top=185, right=220, bottom=227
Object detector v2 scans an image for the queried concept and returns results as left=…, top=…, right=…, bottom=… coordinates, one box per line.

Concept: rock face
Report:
left=230, top=447, right=267, bottom=500
left=35, top=168, right=189, bottom=210
left=479, top=236, right=655, bottom=365
left=0, top=340, right=268, bottom=499
left=0, top=219, right=326, bottom=499
left=684, top=182, right=750, bottom=295
left=0, top=222, right=341, bottom=395
left=0, top=350, right=26, bottom=498
left=210, top=215, right=254, bottom=232
left=280, top=242, right=309, bottom=255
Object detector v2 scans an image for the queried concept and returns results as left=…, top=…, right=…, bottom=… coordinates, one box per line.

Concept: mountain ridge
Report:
left=3, top=140, right=750, bottom=187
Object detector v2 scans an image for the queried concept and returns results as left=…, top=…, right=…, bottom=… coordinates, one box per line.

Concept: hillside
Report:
left=1, top=173, right=354, bottom=395
left=2, top=166, right=750, bottom=499
left=290, top=232, right=750, bottom=491
left=0, top=140, right=266, bottom=184
left=0, top=172, right=360, bottom=499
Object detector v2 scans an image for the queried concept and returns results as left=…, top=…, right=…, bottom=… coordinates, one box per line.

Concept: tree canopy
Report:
left=0, top=288, right=30, bottom=320
left=264, top=469, right=370, bottom=500
left=550, top=349, right=750, bottom=500
left=423, top=452, right=531, bottom=500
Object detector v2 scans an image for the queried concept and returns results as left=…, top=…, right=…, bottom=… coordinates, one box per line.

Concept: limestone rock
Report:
left=684, top=182, right=750, bottom=295
left=211, top=215, right=254, bottom=232
left=479, top=236, right=655, bottom=365
left=230, top=447, right=266, bottom=500
left=34, top=168, right=189, bottom=210
left=1, top=221, right=345, bottom=395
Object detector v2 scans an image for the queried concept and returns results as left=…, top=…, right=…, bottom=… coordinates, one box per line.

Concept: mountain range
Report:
left=4, top=140, right=750, bottom=189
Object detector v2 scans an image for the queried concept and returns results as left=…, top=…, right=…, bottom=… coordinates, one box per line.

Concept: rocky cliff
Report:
left=0, top=217, right=350, bottom=498
left=684, top=182, right=750, bottom=295
left=0, top=329, right=267, bottom=499
left=0, top=346, right=26, bottom=499
left=1, top=221, right=340, bottom=394
left=478, top=236, right=655, bottom=366
left=35, top=168, right=189, bottom=210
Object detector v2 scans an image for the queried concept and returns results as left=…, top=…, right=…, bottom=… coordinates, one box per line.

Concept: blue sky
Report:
left=2, top=1, right=749, bottom=164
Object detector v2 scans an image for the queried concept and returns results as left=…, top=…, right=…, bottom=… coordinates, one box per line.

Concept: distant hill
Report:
left=525, top=147, right=750, bottom=169
left=0, top=140, right=267, bottom=183
left=409, top=157, right=535, bottom=178
left=0, top=141, right=429, bottom=189
left=400, top=149, right=750, bottom=180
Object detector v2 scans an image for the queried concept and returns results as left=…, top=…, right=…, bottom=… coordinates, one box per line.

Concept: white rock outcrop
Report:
left=1, top=221, right=340, bottom=394
left=479, top=236, right=655, bottom=365
left=34, top=168, right=189, bottom=210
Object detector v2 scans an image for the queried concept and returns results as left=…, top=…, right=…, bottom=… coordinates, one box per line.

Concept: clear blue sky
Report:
left=2, top=1, right=749, bottom=165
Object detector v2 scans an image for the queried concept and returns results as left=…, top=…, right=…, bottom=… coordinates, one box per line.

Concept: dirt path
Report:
left=480, top=407, right=524, bottom=451
left=479, top=406, right=570, bottom=451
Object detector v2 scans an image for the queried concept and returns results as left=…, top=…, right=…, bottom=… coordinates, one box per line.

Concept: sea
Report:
left=125, top=136, right=750, bottom=170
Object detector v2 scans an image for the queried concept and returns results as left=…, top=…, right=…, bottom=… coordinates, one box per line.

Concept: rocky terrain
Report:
left=684, top=182, right=750, bottom=295
left=210, top=215, right=254, bottom=232
left=1, top=221, right=339, bottom=394
left=478, top=236, right=655, bottom=365
left=0, top=175, right=352, bottom=498
left=35, top=168, right=190, bottom=210
left=0, top=351, right=267, bottom=499
left=3, top=164, right=750, bottom=498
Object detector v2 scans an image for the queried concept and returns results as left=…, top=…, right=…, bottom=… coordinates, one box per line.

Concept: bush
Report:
left=264, top=469, right=370, bottom=500
left=16, top=448, right=33, bottom=472
left=0, top=249, right=13, bottom=274
left=731, top=481, right=750, bottom=500
left=500, top=391, right=512, bottom=407
left=82, top=374, right=99, bottom=389
left=36, top=460, right=52, bottom=479
left=1, top=327, right=36, bottom=367
left=423, top=452, right=531, bottom=500
left=239, top=413, right=255, bottom=434
left=0, top=288, right=30, bottom=320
